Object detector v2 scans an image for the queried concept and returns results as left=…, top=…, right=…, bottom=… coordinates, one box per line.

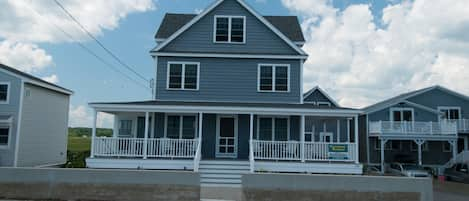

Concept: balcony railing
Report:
left=369, top=121, right=458, bottom=137
left=251, top=140, right=357, bottom=162
left=455, top=119, right=469, bottom=133
left=93, top=137, right=198, bottom=158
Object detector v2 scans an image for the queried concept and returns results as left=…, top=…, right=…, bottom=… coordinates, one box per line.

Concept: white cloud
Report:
left=0, top=0, right=155, bottom=75
left=69, top=105, right=114, bottom=128
left=282, top=0, right=469, bottom=108
left=41, top=74, right=59, bottom=84
left=0, top=40, right=53, bottom=73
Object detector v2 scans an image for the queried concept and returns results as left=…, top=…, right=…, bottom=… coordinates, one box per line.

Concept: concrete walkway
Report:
left=201, top=186, right=243, bottom=201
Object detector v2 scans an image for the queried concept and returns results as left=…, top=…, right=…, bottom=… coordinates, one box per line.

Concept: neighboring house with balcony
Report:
left=359, top=85, right=469, bottom=171
left=86, top=0, right=363, bottom=186
left=0, top=64, right=72, bottom=167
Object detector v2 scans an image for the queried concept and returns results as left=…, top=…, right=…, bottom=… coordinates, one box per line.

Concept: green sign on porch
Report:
left=328, top=144, right=348, bottom=153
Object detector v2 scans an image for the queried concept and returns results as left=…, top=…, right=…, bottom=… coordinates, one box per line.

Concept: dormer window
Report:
left=214, top=16, right=245, bottom=43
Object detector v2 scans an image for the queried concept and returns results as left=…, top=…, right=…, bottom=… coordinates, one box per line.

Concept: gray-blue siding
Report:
left=156, top=56, right=302, bottom=103
left=0, top=71, right=22, bottom=166
left=160, top=0, right=299, bottom=55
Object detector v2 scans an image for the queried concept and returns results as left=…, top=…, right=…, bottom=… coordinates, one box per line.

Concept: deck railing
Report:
left=369, top=121, right=457, bottom=137
left=251, top=140, right=357, bottom=162
left=93, top=137, right=198, bottom=158
left=455, top=119, right=469, bottom=133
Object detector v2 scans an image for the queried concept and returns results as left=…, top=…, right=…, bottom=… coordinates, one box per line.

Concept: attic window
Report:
left=214, top=16, right=245, bottom=43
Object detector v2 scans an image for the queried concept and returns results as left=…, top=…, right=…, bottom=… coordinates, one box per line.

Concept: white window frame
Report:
left=438, top=106, right=461, bottom=121
left=166, top=62, right=200, bottom=91
left=0, top=124, right=11, bottom=149
left=257, top=64, right=290, bottom=93
left=317, top=101, right=332, bottom=107
left=390, top=107, right=414, bottom=122
left=213, top=15, right=246, bottom=44
left=319, top=132, right=333, bottom=143
left=215, top=114, right=238, bottom=158
left=0, top=82, right=10, bottom=104
left=256, top=116, right=290, bottom=141
left=163, top=114, right=198, bottom=139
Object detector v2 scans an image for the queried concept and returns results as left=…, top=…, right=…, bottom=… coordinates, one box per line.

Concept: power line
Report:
left=53, top=0, right=150, bottom=83
left=24, top=3, right=151, bottom=91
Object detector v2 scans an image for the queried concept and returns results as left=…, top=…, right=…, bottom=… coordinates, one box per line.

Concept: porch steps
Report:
left=199, top=160, right=250, bottom=188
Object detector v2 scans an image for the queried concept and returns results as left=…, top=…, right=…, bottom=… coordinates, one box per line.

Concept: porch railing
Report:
left=369, top=121, right=458, bottom=137
left=455, top=119, right=469, bottom=133
left=251, top=140, right=357, bottom=162
left=93, top=137, right=198, bottom=158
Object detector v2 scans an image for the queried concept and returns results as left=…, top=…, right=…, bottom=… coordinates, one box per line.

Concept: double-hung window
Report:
left=0, top=82, right=9, bottom=104
left=214, top=16, right=245, bottom=43
left=257, top=117, right=289, bottom=141
left=167, top=62, right=199, bottom=90
left=258, top=64, right=289, bottom=92
left=0, top=126, right=10, bottom=147
left=438, top=107, right=461, bottom=120
left=390, top=108, right=413, bottom=122
left=165, top=115, right=197, bottom=139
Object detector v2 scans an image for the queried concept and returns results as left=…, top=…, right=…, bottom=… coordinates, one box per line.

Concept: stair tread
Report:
left=201, top=178, right=241, bottom=184
left=201, top=174, right=242, bottom=179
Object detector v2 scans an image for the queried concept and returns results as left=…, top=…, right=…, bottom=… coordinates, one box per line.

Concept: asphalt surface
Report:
left=434, top=179, right=469, bottom=201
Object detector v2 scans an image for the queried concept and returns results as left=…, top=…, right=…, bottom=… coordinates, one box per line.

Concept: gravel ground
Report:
left=434, top=179, right=469, bottom=201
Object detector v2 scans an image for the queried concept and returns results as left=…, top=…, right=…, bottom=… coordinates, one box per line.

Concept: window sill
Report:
left=166, top=88, right=199, bottom=91
left=214, top=41, right=246, bottom=45
left=257, top=90, right=290, bottom=93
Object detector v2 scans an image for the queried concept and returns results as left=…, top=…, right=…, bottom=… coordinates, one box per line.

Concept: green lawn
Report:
left=68, top=136, right=91, bottom=152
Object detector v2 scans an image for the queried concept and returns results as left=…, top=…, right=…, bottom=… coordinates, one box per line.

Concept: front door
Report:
left=216, top=115, right=238, bottom=158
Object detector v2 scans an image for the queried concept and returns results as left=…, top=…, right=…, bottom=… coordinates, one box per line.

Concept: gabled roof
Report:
left=0, top=63, right=73, bottom=95
left=155, top=13, right=306, bottom=43
left=363, top=85, right=469, bottom=114
left=303, top=86, right=340, bottom=107
left=152, top=0, right=307, bottom=56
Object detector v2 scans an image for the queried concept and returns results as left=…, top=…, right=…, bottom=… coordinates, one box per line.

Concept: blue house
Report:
left=360, top=85, right=469, bottom=172
left=0, top=64, right=72, bottom=167
left=86, top=0, right=362, bottom=186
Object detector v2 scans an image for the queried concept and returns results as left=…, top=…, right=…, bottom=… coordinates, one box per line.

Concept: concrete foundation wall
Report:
left=0, top=168, right=200, bottom=201
left=242, top=173, right=432, bottom=201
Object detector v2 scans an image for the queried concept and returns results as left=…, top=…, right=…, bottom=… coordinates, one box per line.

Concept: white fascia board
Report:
left=89, top=103, right=362, bottom=117
left=151, top=52, right=308, bottom=60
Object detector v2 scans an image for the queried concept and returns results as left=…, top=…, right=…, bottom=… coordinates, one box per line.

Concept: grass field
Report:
left=68, top=136, right=91, bottom=152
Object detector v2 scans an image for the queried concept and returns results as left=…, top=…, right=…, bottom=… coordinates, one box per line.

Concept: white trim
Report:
left=319, top=132, right=333, bottom=143
left=403, top=100, right=441, bottom=114
left=13, top=81, right=24, bottom=167
left=294, top=41, right=305, bottom=46
left=213, top=15, right=246, bottom=44
left=151, top=52, right=308, bottom=59
left=216, top=114, right=238, bottom=158
left=152, top=0, right=307, bottom=56
left=300, top=60, right=304, bottom=104
left=91, top=104, right=362, bottom=117
left=86, top=158, right=195, bottom=170
left=155, top=38, right=165, bottom=42
left=153, top=56, right=158, bottom=99
left=411, top=141, right=429, bottom=152
left=0, top=82, right=10, bottom=104
left=0, top=124, right=12, bottom=149
left=303, top=86, right=340, bottom=107
left=254, top=161, right=363, bottom=174
left=390, top=107, right=414, bottom=122
left=163, top=113, right=198, bottom=139
left=256, top=116, right=290, bottom=141
left=0, top=68, right=72, bottom=95
left=317, top=101, right=332, bottom=107
left=257, top=64, right=290, bottom=93
left=166, top=61, right=200, bottom=91
left=437, top=106, right=461, bottom=121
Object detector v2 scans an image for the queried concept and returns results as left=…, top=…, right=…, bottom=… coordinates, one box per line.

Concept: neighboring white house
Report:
left=0, top=63, right=73, bottom=167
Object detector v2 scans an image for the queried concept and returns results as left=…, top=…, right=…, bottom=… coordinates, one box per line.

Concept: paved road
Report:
left=434, top=180, right=469, bottom=201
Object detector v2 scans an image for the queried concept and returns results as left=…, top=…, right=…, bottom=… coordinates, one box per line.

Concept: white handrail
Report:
left=369, top=121, right=458, bottom=136
left=193, top=137, right=202, bottom=172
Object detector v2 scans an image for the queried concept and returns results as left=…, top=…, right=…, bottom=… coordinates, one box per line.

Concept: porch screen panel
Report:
left=168, top=64, right=183, bottom=89
left=184, top=65, right=198, bottom=89
left=182, top=116, right=196, bottom=139
left=166, top=116, right=180, bottom=138
left=274, top=118, right=288, bottom=141
left=259, top=118, right=272, bottom=140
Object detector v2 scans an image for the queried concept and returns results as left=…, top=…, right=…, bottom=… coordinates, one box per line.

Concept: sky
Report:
left=1, top=0, right=469, bottom=128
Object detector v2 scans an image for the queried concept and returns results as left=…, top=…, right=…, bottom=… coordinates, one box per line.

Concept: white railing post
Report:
left=300, top=115, right=305, bottom=162
left=90, top=109, right=97, bottom=158
left=429, top=122, right=433, bottom=135
left=354, top=115, right=359, bottom=164
left=249, top=113, right=254, bottom=172
left=143, top=112, right=149, bottom=159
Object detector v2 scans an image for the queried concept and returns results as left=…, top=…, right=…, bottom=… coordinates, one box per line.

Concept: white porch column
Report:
left=381, top=139, right=387, bottom=173
left=354, top=115, right=359, bottom=164
left=415, top=140, right=424, bottom=166
left=300, top=115, right=305, bottom=162
left=150, top=112, right=155, bottom=138
left=143, top=112, right=149, bottom=159
left=198, top=113, right=203, bottom=158
left=249, top=113, right=254, bottom=172
left=90, top=109, right=97, bottom=158
left=336, top=119, right=340, bottom=143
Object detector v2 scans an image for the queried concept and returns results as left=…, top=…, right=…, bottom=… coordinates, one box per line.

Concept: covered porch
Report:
left=86, top=101, right=363, bottom=174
